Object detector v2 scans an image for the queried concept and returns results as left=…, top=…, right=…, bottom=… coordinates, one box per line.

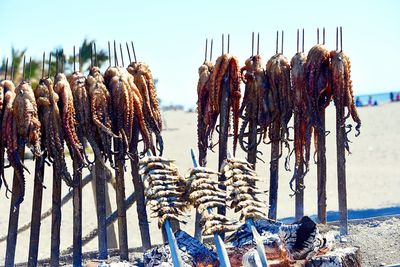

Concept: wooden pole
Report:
left=72, top=161, right=83, bottom=266
left=217, top=74, right=230, bottom=217
left=5, top=147, right=25, bottom=267
left=317, top=112, right=327, bottom=224
left=130, top=125, right=152, bottom=251
left=105, top=184, right=118, bottom=249
left=27, top=153, right=45, bottom=267
left=268, top=121, right=280, bottom=220
left=50, top=163, right=62, bottom=266
left=294, top=113, right=304, bottom=221
left=94, top=159, right=108, bottom=259
left=336, top=106, right=348, bottom=235
left=114, top=139, right=129, bottom=260
left=247, top=118, right=257, bottom=168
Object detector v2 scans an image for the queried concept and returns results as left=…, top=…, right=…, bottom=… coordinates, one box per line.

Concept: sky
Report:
left=1, top=0, right=399, bottom=108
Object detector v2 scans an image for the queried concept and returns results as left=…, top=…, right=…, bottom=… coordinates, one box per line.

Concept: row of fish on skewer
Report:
left=139, top=155, right=268, bottom=237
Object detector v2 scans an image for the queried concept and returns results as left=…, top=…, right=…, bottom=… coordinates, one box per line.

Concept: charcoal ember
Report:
left=144, top=230, right=219, bottom=266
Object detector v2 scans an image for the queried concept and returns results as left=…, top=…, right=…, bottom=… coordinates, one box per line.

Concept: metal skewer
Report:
left=252, top=32, right=254, bottom=57
left=210, top=39, right=213, bottom=61
left=119, top=43, right=124, bottom=67
left=190, top=149, right=231, bottom=267
left=108, top=41, right=112, bottom=67
left=205, top=38, right=208, bottom=62
left=131, top=41, right=137, bottom=62
left=281, top=30, right=284, bottom=54
left=257, top=32, right=260, bottom=55
left=126, top=42, right=132, bottom=63
left=5, top=58, right=8, bottom=80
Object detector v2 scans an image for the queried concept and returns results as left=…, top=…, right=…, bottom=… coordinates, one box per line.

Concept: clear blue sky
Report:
left=1, top=0, right=399, bottom=107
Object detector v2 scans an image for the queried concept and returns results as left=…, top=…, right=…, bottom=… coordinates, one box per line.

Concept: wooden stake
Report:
left=27, top=153, right=45, bottom=267
left=217, top=72, right=230, bottom=218
left=50, top=163, right=62, bottom=266
left=4, top=147, right=25, bottom=267
left=268, top=121, right=280, bottom=220
left=114, top=139, right=129, bottom=260
left=130, top=123, right=152, bottom=251
left=72, top=161, right=83, bottom=266
left=317, top=112, right=327, bottom=224
left=337, top=99, right=348, bottom=235
left=94, top=159, right=108, bottom=259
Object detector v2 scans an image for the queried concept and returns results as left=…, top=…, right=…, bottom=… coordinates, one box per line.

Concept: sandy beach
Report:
left=0, top=101, right=399, bottom=265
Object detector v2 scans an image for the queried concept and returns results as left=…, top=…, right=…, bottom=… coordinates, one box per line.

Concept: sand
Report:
left=0, top=101, right=399, bottom=265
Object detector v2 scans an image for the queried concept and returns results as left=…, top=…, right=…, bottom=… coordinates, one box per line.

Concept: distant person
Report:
left=355, top=97, right=363, bottom=107
left=368, top=96, right=373, bottom=106
left=397, top=93, right=400, bottom=102
left=374, top=100, right=378, bottom=106
left=390, top=92, right=394, bottom=102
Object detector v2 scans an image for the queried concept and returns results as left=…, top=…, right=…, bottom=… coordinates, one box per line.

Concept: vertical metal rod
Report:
left=222, top=34, right=224, bottom=55
left=42, top=53, right=45, bottom=78
left=317, top=112, right=327, bottom=224
left=119, top=43, right=124, bottom=67
left=94, top=43, right=98, bottom=67
left=108, top=41, right=112, bottom=66
left=246, top=219, right=268, bottom=267
left=268, top=121, right=280, bottom=220
left=257, top=32, right=260, bottom=55
left=302, top=28, right=305, bottom=53
left=4, top=147, right=25, bottom=267
left=22, top=55, right=26, bottom=80
left=50, top=163, right=62, bottom=266
left=276, top=31, right=279, bottom=54
left=90, top=44, right=93, bottom=69
left=11, top=60, right=14, bottom=81
left=252, top=32, right=254, bottom=56
left=227, top=34, right=230, bottom=54
left=73, top=46, right=76, bottom=72
left=48, top=54, right=52, bottom=78
left=323, top=27, right=326, bottom=45
left=61, top=52, right=65, bottom=73
left=340, top=26, right=343, bottom=52
left=294, top=112, right=305, bottom=220
left=210, top=39, right=213, bottom=61
left=131, top=41, right=137, bottom=62
left=72, top=159, right=83, bottom=266
left=5, top=58, right=9, bottom=80
left=126, top=42, right=132, bottom=63
left=297, top=29, right=300, bottom=53
left=336, top=27, right=339, bottom=51
left=317, top=28, right=320, bottom=44
left=55, top=51, right=58, bottom=75
left=28, top=57, right=32, bottom=81
left=114, top=40, right=118, bottom=66
left=164, top=220, right=184, bottom=267
left=205, top=38, right=208, bottom=62
left=281, top=30, right=284, bottom=54
left=27, top=146, right=46, bottom=267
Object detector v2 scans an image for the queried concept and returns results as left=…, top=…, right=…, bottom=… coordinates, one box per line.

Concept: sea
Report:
left=355, top=91, right=400, bottom=105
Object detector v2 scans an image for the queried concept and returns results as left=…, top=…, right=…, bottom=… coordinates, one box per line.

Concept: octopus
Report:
left=330, top=50, right=361, bottom=151
left=3, top=81, right=41, bottom=207
left=127, top=62, right=163, bottom=155
left=239, top=55, right=272, bottom=153
left=265, top=52, right=293, bottom=168
left=0, top=80, right=16, bottom=192
left=196, top=61, right=214, bottom=166
left=104, top=67, right=153, bottom=157
left=53, top=73, right=85, bottom=168
left=304, top=44, right=332, bottom=163
left=289, top=51, right=310, bottom=192
left=207, top=54, right=241, bottom=155
left=86, top=66, right=119, bottom=167
left=69, top=70, right=109, bottom=169
left=35, top=77, right=73, bottom=186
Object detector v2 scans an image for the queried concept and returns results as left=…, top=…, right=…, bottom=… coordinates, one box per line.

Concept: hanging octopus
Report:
left=53, top=73, right=85, bottom=169
left=3, top=80, right=41, bottom=207
left=69, top=70, right=107, bottom=168
left=0, top=80, right=16, bottom=192
left=304, top=44, right=332, bottom=162
left=208, top=54, right=241, bottom=155
left=104, top=67, right=153, bottom=157
left=196, top=60, right=213, bottom=166
left=86, top=66, right=119, bottom=167
left=35, top=77, right=73, bottom=186
left=238, top=55, right=272, bottom=153
left=265, top=53, right=293, bottom=169
left=289, top=51, right=310, bottom=191
left=127, top=62, right=163, bottom=155
left=330, top=50, right=361, bottom=151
